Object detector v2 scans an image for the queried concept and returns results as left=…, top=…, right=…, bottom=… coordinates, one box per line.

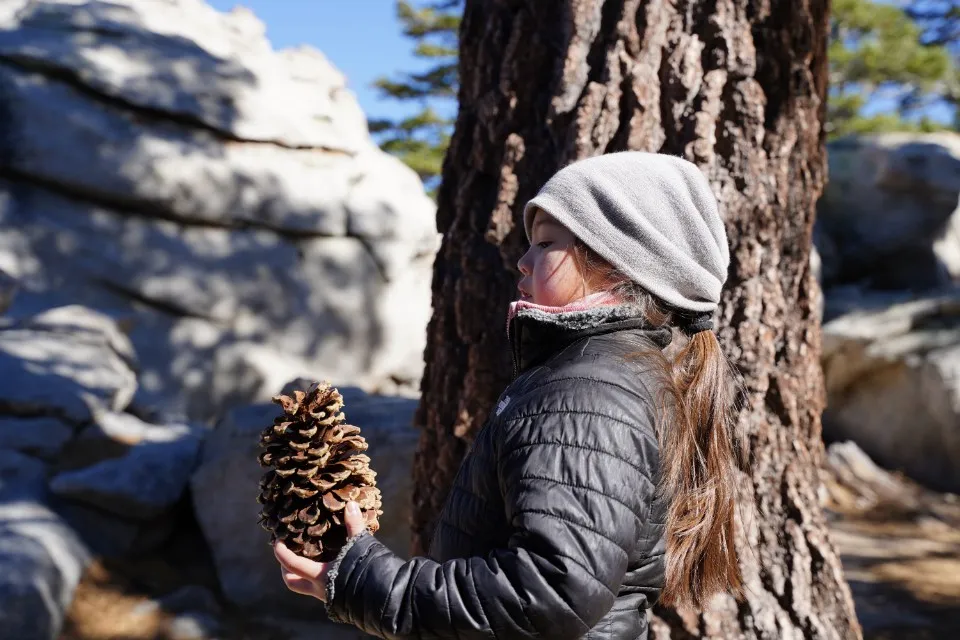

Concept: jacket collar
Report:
left=507, top=300, right=672, bottom=376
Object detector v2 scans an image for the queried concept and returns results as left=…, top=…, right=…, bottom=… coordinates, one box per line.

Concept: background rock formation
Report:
left=817, top=133, right=960, bottom=495
left=0, top=0, right=437, bottom=422
left=816, top=133, right=960, bottom=292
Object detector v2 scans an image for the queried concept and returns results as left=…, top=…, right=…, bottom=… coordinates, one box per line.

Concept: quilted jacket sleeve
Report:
left=324, top=382, right=659, bottom=639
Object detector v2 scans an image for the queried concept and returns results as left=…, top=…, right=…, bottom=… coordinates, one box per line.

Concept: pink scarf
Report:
left=506, top=291, right=620, bottom=336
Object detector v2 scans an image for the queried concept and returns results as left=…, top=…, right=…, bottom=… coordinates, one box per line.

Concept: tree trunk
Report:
left=411, top=0, right=862, bottom=637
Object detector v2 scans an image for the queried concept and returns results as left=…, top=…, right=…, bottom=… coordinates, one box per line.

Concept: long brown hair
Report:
left=574, top=243, right=744, bottom=611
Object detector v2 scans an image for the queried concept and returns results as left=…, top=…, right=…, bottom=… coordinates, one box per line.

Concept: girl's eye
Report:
left=537, top=241, right=553, bottom=249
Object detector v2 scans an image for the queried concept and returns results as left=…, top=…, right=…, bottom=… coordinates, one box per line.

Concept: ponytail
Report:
left=574, top=242, right=744, bottom=609
left=657, top=328, right=743, bottom=610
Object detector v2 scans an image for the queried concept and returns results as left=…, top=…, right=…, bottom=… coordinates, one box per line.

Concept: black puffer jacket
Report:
left=326, top=305, right=671, bottom=639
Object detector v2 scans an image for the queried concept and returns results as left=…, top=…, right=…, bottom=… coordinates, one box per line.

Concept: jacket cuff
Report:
left=324, top=531, right=380, bottom=625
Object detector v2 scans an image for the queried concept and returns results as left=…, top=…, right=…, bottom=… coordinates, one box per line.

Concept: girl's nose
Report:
left=517, top=248, right=533, bottom=276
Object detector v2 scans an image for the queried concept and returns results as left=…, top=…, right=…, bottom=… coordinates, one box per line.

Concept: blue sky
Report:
left=207, top=1, right=429, bottom=122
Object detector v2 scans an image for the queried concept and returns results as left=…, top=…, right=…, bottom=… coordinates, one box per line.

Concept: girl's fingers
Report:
left=274, top=542, right=325, bottom=580
left=281, top=571, right=319, bottom=597
left=344, top=501, right=367, bottom=538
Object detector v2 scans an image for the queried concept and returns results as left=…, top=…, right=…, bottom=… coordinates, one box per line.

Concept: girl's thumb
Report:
left=344, top=501, right=366, bottom=537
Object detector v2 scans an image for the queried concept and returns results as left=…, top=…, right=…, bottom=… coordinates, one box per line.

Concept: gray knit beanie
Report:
left=523, top=152, right=730, bottom=314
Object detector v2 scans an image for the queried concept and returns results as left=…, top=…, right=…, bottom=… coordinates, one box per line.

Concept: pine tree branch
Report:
left=372, top=1, right=463, bottom=190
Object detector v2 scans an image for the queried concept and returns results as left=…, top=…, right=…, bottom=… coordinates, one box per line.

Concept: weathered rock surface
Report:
left=0, top=447, right=46, bottom=500
left=0, top=0, right=369, bottom=151
left=0, top=305, right=138, bottom=423
left=818, top=133, right=960, bottom=290
left=50, top=413, right=201, bottom=519
left=55, top=499, right=175, bottom=559
left=0, top=0, right=437, bottom=422
left=0, top=416, right=74, bottom=459
left=0, top=304, right=197, bottom=626
left=818, top=134, right=960, bottom=492
left=190, top=401, right=305, bottom=612
left=191, top=384, right=418, bottom=612
left=337, top=387, right=420, bottom=559
left=822, top=290, right=960, bottom=492
left=0, top=449, right=90, bottom=640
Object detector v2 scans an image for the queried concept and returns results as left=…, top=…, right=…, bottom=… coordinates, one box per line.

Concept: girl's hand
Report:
left=273, top=500, right=367, bottom=602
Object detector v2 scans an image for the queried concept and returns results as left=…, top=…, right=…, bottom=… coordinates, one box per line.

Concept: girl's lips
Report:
left=517, top=281, right=531, bottom=300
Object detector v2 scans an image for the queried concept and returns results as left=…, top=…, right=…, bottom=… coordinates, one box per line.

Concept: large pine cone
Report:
left=257, top=382, right=383, bottom=561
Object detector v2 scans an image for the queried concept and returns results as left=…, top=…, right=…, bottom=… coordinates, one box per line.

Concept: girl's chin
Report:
left=518, top=295, right=533, bottom=303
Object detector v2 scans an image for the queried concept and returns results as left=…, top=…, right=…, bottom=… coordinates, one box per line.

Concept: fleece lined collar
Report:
left=507, top=295, right=672, bottom=376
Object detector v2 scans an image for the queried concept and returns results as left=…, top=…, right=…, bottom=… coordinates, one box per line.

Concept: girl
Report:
left=274, top=152, right=743, bottom=639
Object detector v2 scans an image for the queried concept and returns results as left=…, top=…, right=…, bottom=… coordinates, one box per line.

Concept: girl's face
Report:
left=517, top=209, right=599, bottom=306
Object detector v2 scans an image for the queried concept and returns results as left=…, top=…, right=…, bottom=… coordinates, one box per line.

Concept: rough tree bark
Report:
left=411, top=0, right=862, bottom=637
